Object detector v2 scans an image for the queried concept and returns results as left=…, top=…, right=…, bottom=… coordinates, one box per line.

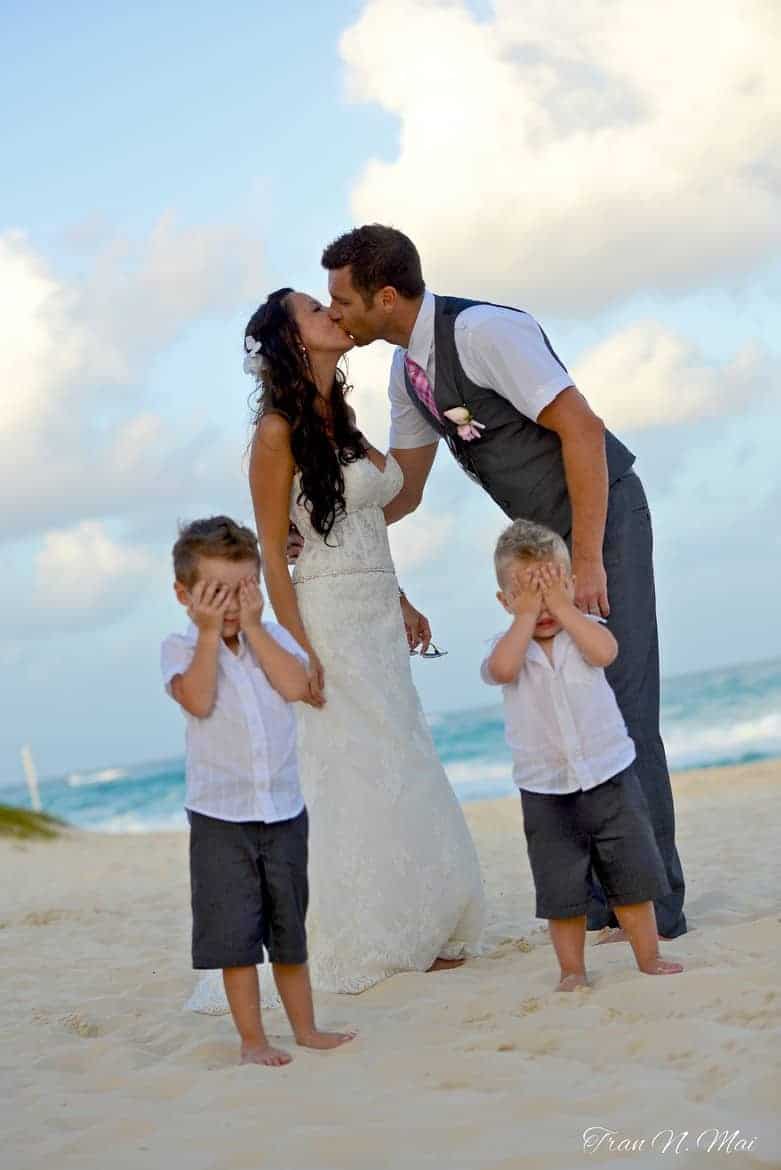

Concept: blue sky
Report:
left=1, top=0, right=779, bottom=783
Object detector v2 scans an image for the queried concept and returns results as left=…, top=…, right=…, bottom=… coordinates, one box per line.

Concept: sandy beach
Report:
left=2, top=760, right=780, bottom=1170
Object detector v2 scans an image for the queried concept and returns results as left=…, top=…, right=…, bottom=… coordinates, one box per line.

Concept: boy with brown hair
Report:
left=161, top=515, right=355, bottom=1064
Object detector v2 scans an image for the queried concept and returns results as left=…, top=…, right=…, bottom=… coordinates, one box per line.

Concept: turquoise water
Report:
left=4, top=656, right=780, bottom=833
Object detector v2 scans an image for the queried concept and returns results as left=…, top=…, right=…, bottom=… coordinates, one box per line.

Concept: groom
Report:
left=321, top=223, right=686, bottom=941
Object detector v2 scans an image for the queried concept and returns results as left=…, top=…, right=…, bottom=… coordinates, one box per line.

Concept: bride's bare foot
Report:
left=427, top=957, right=466, bottom=972
left=556, top=973, right=589, bottom=992
left=296, top=1029, right=357, bottom=1050
left=241, top=1043, right=292, bottom=1067
left=638, top=957, right=683, bottom=975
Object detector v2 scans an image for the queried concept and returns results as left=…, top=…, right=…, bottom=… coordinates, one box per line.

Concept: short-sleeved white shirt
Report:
left=481, top=620, right=635, bottom=795
left=389, top=290, right=575, bottom=449
left=160, top=622, right=308, bottom=823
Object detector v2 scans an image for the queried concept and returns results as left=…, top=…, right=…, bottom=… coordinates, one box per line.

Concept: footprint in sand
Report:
left=513, top=997, right=541, bottom=1016
left=525, top=1035, right=559, bottom=1056
left=60, top=1012, right=100, bottom=1039
left=23, top=909, right=72, bottom=927
left=488, top=938, right=534, bottom=959
left=462, top=1011, right=495, bottom=1025
left=667, top=1048, right=695, bottom=1068
left=687, top=1063, right=733, bottom=1102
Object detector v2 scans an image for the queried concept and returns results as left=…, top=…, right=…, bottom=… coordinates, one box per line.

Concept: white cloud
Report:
left=341, top=0, right=781, bottom=314
left=0, top=222, right=258, bottom=541
left=0, top=232, right=86, bottom=436
left=388, top=507, right=456, bottom=572
left=574, top=323, right=772, bottom=431
left=33, top=522, right=158, bottom=626
left=342, top=340, right=396, bottom=444
left=0, top=522, right=162, bottom=638
left=74, top=211, right=259, bottom=378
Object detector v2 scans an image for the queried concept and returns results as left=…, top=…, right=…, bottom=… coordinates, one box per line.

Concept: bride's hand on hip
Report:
left=400, top=593, right=432, bottom=653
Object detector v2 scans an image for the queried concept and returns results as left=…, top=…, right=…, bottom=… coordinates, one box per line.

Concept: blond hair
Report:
left=493, top=518, right=570, bottom=586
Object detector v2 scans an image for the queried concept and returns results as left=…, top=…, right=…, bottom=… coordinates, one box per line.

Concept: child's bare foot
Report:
left=594, top=927, right=675, bottom=945
left=639, top=958, right=683, bottom=975
left=593, top=927, right=628, bottom=944
left=296, top=1029, right=357, bottom=1050
left=241, top=1042, right=292, bottom=1066
left=427, top=957, right=465, bottom=971
left=556, top=973, right=589, bottom=992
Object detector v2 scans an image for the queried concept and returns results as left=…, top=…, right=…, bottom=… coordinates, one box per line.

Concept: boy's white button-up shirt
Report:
left=481, top=620, right=635, bottom=795
left=160, top=622, right=308, bottom=823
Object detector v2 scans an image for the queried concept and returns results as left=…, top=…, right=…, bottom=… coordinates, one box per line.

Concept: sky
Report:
left=1, top=0, right=779, bottom=783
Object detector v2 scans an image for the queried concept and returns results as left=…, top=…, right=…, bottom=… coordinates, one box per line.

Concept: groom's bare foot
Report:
left=427, top=957, right=466, bottom=972
left=296, top=1029, right=357, bottom=1050
left=241, top=1042, right=292, bottom=1067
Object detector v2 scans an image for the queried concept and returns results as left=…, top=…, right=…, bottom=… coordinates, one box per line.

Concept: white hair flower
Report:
left=243, top=334, right=263, bottom=377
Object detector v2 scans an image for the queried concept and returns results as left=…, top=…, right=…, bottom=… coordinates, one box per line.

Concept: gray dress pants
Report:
left=588, top=469, right=687, bottom=938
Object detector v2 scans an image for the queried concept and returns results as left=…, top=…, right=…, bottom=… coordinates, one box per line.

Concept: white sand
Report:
left=2, top=760, right=780, bottom=1170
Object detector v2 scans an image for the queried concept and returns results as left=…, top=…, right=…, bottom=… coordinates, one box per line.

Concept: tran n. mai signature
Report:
left=583, top=1126, right=758, bottom=1157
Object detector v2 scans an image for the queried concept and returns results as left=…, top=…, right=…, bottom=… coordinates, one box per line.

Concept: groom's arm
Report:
left=463, top=311, right=610, bottom=616
left=385, top=444, right=438, bottom=523
left=537, top=388, right=610, bottom=616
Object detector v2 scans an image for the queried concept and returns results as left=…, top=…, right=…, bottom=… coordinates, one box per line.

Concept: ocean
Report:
left=4, top=656, right=780, bottom=834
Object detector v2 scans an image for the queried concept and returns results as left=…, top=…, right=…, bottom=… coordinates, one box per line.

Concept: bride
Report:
left=186, top=287, right=484, bottom=1011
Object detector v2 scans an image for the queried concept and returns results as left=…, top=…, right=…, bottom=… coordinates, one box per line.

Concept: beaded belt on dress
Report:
left=294, top=567, right=396, bottom=584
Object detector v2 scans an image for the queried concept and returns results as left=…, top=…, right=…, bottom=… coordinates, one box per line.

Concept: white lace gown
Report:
left=187, top=454, right=484, bottom=1012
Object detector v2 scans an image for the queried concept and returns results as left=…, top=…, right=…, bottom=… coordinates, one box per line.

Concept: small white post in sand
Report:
left=21, top=745, right=42, bottom=812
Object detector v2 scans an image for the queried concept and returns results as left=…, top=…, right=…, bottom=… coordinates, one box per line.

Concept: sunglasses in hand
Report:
left=409, top=642, right=448, bottom=659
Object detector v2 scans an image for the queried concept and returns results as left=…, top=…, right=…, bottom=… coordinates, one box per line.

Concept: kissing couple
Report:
left=187, top=222, right=686, bottom=1013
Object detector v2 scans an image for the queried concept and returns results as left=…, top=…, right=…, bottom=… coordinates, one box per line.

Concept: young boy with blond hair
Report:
left=482, top=519, right=683, bottom=991
left=161, top=515, right=355, bottom=1064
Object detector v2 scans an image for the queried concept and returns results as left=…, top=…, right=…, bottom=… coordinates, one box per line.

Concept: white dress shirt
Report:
left=481, top=619, right=635, bottom=795
left=160, top=622, right=308, bottom=823
left=389, top=290, right=575, bottom=449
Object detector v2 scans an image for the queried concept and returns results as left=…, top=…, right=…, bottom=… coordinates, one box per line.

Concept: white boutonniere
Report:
left=443, top=406, right=485, bottom=441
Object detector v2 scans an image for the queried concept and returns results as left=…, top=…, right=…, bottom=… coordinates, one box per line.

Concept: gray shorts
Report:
left=521, top=766, right=670, bottom=920
left=188, top=807, right=308, bottom=969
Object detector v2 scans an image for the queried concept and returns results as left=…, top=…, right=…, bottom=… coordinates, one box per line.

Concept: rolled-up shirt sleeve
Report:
left=160, top=635, right=194, bottom=697
left=458, top=307, right=575, bottom=423
left=388, top=347, right=440, bottom=449
left=480, top=636, right=504, bottom=686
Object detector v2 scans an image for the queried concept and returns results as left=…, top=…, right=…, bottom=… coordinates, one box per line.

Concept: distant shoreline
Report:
left=7, top=757, right=778, bottom=838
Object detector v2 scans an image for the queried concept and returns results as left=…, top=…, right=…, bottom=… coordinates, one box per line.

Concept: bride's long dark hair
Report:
left=245, top=288, right=365, bottom=540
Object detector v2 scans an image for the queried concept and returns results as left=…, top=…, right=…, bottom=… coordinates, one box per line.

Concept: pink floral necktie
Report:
left=404, top=354, right=442, bottom=423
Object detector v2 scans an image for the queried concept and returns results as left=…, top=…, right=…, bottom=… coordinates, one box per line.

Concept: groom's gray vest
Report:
left=403, top=295, right=635, bottom=539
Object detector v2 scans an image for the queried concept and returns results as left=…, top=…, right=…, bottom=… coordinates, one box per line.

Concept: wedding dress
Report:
left=186, top=454, right=484, bottom=1012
